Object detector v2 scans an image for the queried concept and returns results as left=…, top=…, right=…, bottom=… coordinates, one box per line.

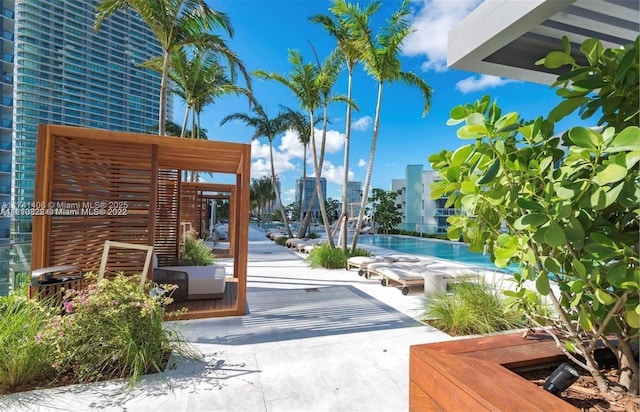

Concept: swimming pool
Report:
left=357, top=235, right=515, bottom=272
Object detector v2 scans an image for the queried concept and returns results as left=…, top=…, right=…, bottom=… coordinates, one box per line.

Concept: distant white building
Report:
left=391, top=165, right=460, bottom=234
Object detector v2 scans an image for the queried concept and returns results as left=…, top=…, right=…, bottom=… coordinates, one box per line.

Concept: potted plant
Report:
left=180, top=230, right=215, bottom=266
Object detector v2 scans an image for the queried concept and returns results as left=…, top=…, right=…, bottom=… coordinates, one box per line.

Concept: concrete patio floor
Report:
left=0, top=226, right=454, bottom=412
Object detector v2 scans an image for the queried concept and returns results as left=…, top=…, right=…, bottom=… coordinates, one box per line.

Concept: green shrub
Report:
left=42, top=273, right=196, bottom=389
left=275, top=236, right=289, bottom=246
left=0, top=296, right=57, bottom=391
left=181, top=230, right=215, bottom=265
left=422, top=281, right=523, bottom=336
left=306, top=242, right=347, bottom=269
left=307, top=232, right=319, bottom=239
left=349, top=247, right=370, bottom=258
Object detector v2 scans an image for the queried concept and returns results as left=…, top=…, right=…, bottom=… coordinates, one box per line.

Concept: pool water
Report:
left=357, top=235, right=516, bottom=272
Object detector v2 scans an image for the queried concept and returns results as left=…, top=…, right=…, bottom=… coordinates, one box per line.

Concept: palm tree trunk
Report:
left=270, top=143, right=293, bottom=238
left=340, top=67, right=354, bottom=251
left=351, top=81, right=383, bottom=251
left=310, top=109, right=334, bottom=247
left=297, top=120, right=317, bottom=238
left=181, top=106, right=190, bottom=137
left=159, top=50, right=170, bottom=136
left=299, top=142, right=307, bottom=226
left=317, top=105, right=334, bottom=245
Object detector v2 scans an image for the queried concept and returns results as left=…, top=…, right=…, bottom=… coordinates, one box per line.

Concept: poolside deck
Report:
left=165, top=278, right=238, bottom=320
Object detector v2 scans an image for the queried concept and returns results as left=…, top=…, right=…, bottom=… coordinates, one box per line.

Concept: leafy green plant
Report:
left=307, top=242, right=345, bottom=268
left=181, top=230, right=215, bottom=266
left=42, top=273, right=196, bottom=389
left=421, top=281, right=523, bottom=336
left=370, top=188, right=402, bottom=234
left=429, top=36, right=639, bottom=394
left=306, top=243, right=369, bottom=269
left=0, top=296, right=56, bottom=391
left=275, top=236, right=289, bottom=246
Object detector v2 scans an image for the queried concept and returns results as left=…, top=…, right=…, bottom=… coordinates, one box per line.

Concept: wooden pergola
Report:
left=31, top=125, right=251, bottom=317
left=181, top=182, right=234, bottom=257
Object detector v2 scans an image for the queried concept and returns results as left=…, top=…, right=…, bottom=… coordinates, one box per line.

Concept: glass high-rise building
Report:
left=0, top=0, right=168, bottom=294
left=346, top=181, right=362, bottom=219
left=295, top=177, right=326, bottom=218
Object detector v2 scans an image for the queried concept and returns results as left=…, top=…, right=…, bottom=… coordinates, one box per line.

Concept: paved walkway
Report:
left=1, top=227, right=454, bottom=412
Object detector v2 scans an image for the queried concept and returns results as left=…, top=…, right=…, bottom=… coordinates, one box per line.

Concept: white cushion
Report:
left=162, top=265, right=226, bottom=295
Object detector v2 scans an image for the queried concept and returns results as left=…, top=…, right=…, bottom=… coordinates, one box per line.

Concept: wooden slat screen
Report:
left=180, top=184, right=198, bottom=236
left=155, top=169, right=179, bottom=265
left=48, top=136, right=152, bottom=274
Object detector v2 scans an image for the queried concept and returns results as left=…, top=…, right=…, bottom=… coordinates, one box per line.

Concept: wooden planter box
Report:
left=409, top=331, right=579, bottom=411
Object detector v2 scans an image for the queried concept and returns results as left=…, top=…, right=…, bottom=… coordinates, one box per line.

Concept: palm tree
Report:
left=148, top=120, right=183, bottom=136
left=220, top=105, right=294, bottom=237
left=95, top=0, right=250, bottom=135
left=311, top=0, right=380, bottom=251
left=348, top=0, right=433, bottom=251
left=280, top=107, right=321, bottom=237
left=250, top=176, right=275, bottom=225
left=256, top=49, right=349, bottom=246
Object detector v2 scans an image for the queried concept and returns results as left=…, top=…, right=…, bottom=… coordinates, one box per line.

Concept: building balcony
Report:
left=434, top=208, right=460, bottom=217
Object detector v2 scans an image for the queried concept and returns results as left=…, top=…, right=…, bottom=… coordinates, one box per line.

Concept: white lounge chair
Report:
left=367, top=261, right=481, bottom=296
left=346, top=254, right=422, bottom=276
left=366, top=261, right=432, bottom=295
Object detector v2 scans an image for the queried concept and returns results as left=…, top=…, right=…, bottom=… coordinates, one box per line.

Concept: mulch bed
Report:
left=516, top=365, right=640, bottom=411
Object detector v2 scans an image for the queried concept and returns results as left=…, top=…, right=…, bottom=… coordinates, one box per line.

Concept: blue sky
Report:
left=173, top=0, right=594, bottom=204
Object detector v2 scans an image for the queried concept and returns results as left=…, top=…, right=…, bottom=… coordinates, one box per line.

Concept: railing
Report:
left=434, top=208, right=460, bottom=217
left=0, top=241, right=32, bottom=296
left=394, top=223, right=447, bottom=235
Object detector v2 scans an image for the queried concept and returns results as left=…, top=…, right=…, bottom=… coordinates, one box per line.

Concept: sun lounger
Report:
left=296, top=240, right=321, bottom=253
left=366, top=261, right=431, bottom=295
left=285, top=238, right=308, bottom=249
left=367, top=261, right=482, bottom=296
left=269, top=232, right=287, bottom=241
left=346, top=254, right=422, bottom=276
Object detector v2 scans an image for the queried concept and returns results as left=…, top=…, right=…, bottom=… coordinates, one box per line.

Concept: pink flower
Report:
left=63, top=301, right=73, bottom=314
left=35, top=332, right=42, bottom=342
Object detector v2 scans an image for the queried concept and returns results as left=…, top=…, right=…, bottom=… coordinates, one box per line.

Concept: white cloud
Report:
left=352, top=116, right=372, bottom=131
left=279, top=129, right=305, bottom=158
left=314, top=128, right=345, bottom=154
left=322, top=161, right=354, bottom=185
left=455, top=74, right=518, bottom=94
left=250, top=139, right=271, bottom=159
left=403, top=0, right=483, bottom=72
left=250, top=158, right=271, bottom=179
left=277, top=127, right=345, bottom=161
left=283, top=188, right=296, bottom=204
left=357, top=158, right=367, bottom=168
left=250, top=140, right=296, bottom=178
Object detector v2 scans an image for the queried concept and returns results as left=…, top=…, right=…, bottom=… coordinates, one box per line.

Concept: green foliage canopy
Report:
left=429, top=36, right=639, bottom=393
